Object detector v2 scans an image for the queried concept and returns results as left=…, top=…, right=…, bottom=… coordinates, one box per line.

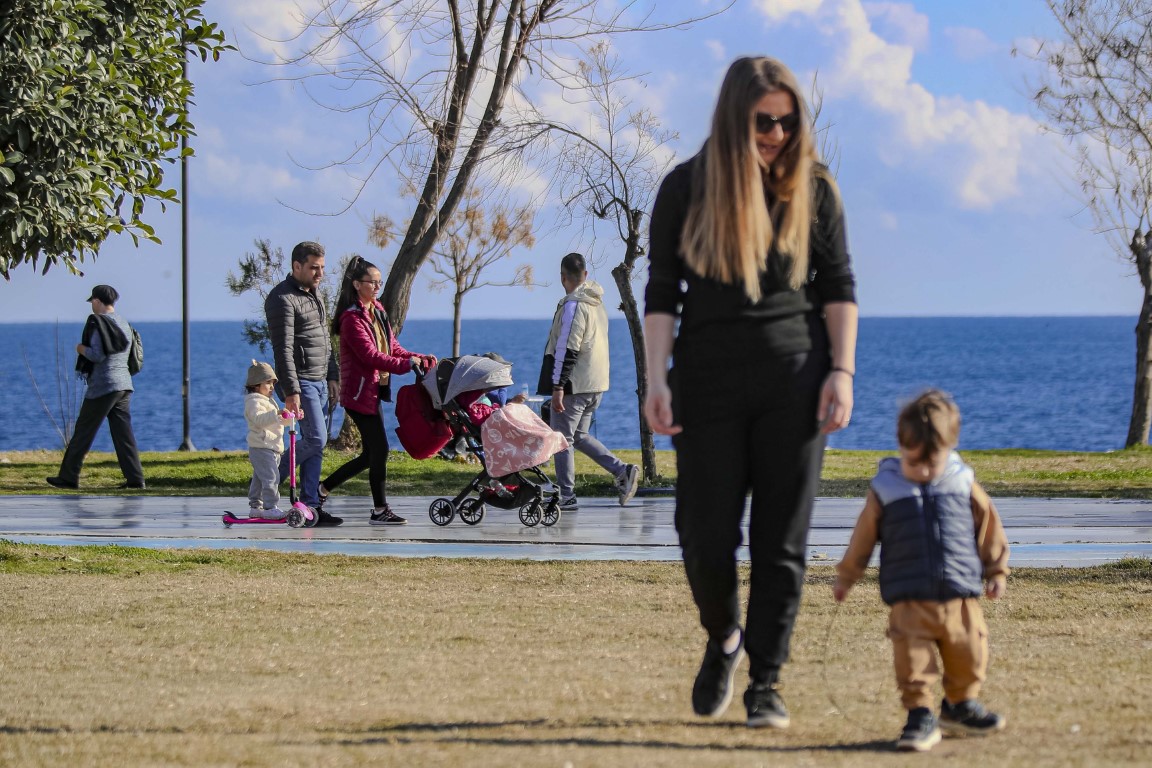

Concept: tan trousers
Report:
left=887, top=598, right=988, bottom=710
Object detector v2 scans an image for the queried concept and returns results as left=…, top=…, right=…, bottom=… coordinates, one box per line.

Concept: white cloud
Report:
left=862, top=2, right=930, bottom=51
left=705, top=39, right=727, bottom=61
left=944, top=26, right=999, bottom=60
left=755, top=0, right=1050, bottom=209
left=753, top=0, right=826, bottom=23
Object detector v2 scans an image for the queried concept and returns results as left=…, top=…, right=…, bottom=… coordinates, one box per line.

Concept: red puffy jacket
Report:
left=338, top=300, right=416, bottom=415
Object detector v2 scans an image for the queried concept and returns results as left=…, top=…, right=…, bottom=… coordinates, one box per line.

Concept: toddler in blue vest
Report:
left=833, top=389, right=1010, bottom=752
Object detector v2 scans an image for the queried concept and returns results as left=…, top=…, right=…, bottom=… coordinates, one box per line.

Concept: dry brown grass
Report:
left=0, top=546, right=1149, bottom=766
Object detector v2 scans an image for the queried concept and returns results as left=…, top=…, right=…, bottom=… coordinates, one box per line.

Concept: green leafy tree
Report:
left=0, top=0, right=230, bottom=279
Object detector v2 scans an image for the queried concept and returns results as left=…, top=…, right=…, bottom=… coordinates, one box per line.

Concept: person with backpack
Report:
left=317, top=256, right=436, bottom=524
left=47, top=285, right=146, bottom=490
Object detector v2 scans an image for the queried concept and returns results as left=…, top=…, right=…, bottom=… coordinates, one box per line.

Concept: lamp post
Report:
left=178, top=51, right=195, bottom=452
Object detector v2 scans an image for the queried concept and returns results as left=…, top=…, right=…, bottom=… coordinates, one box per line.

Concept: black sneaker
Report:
left=897, top=707, right=941, bottom=752
left=316, top=510, right=344, bottom=527
left=939, top=698, right=1005, bottom=736
left=744, top=681, right=790, bottom=729
left=116, top=481, right=146, bottom=490
left=691, top=630, right=744, bottom=717
left=369, top=508, right=407, bottom=525
left=46, top=476, right=79, bottom=490
left=559, top=496, right=579, bottom=511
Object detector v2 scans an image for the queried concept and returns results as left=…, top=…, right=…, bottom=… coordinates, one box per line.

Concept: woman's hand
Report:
left=644, top=379, right=682, bottom=436
left=818, top=369, right=854, bottom=434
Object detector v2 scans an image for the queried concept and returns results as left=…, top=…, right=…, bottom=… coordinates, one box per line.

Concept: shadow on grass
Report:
left=329, top=718, right=894, bottom=754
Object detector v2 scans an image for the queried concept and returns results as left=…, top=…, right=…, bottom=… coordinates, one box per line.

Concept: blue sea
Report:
left=0, top=317, right=1135, bottom=454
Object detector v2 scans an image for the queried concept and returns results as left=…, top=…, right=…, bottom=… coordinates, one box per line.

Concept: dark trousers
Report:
left=671, top=348, right=827, bottom=684
left=57, top=390, right=144, bottom=485
left=322, top=408, right=389, bottom=508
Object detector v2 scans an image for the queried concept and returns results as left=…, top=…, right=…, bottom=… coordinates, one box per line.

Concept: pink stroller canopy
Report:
left=480, top=402, right=568, bottom=476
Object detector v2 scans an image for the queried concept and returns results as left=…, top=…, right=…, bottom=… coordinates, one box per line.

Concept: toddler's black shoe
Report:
left=744, top=681, right=790, bottom=729
left=897, top=707, right=941, bottom=752
left=939, top=698, right=1005, bottom=736
left=691, top=630, right=744, bottom=717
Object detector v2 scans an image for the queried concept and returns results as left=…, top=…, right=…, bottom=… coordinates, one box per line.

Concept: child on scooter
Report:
left=245, top=361, right=293, bottom=519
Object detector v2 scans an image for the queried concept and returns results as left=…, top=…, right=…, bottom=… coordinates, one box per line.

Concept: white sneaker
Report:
left=262, top=507, right=287, bottom=520
left=615, top=464, right=639, bottom=506
left=248, top=507, right=265, bottom=519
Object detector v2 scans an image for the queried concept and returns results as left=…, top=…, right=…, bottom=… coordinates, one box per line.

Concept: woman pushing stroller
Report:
left=318, top=256, right=437, bottom=525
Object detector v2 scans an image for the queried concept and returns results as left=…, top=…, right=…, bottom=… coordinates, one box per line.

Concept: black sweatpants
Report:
left=322, top=408, right=390, bottom=508
left=671, top=347, right=827, bottom=684
left=57, top=390, right=144, bottom=485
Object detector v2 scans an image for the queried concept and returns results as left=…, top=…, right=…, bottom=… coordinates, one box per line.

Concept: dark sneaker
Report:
left=615, top=464, right=639, bottom=506
left=116, top=481, right=146, bottom=489
left=559, top=496, right=579, bottom=511
left=744, top=682, right=790, bottom=729
left=691, top=630, right=744, bottom=717
left=369, top=508, right=407, bottom=526
left=939, top=698, right=1005, bottom=736
left=46, top=476, right=79, bottom=490
left=897, top=707, right=941, bottom=752
left=316, top=510, right=344, bottom=526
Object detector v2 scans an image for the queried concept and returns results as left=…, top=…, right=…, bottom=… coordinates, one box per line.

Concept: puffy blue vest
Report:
left=871, top=452, right=985, bottom=605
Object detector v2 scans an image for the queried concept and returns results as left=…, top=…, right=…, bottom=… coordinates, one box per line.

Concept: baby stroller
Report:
left=399, top=354, right=565, bottom=527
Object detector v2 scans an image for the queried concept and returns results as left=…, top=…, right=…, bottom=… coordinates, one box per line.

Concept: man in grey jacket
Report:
left=47, top=285, right=145, bottom=490
left=536, top=252, right=639, bottom=510
left=265, top=241, right=341, bottom=525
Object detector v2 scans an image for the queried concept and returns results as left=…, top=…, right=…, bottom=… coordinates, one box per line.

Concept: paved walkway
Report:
left=2, top=494, right=1150, bottom=567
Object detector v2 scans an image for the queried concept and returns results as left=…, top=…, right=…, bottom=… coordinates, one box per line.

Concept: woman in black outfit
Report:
left=643, top=56, right=858, bottom=728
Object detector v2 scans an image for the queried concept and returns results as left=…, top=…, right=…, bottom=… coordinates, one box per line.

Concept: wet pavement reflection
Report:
left=1, top=495, right=1150, bottom=567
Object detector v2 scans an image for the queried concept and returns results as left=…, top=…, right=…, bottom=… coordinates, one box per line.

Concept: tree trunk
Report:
left=611, top=209, right=658, bottom=483
left=453, top=291, right=463, bottom=358
left=1126, top=229, right=1152, bottom=447
left=329, top=408, right=361, bottom=452
left=381, top=2, right=545, bottom=333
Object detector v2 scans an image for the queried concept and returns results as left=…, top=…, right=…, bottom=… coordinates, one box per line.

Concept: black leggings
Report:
left=322, top=408, right=389, bottom=508
left=671, top=347, right=828, bottom=685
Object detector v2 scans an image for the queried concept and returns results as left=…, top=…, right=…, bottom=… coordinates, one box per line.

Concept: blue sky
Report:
left=0, top=0, right=1137, bottom=323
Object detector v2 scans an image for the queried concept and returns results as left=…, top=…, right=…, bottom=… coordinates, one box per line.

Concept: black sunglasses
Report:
left=755, top=111, right=800, bottom=134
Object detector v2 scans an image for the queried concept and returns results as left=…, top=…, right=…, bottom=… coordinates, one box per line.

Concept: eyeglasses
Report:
left=356, top=279, right=383, bottom=287
left=755, top=112, right=800, bottom=135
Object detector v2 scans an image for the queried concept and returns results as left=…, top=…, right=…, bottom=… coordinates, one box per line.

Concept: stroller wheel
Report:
left=459, top=498, right=485, bottom=525
left=429, top=498, right=456, bottom=526
left=541, top=498, right=561, bottom=527
left=518, top=500, right=542, bottom=527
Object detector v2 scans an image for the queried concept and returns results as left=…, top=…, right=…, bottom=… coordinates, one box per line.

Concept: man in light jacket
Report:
left=265, top=241, right=341, bottom=525
left=537, top=252, right=639, bottom=510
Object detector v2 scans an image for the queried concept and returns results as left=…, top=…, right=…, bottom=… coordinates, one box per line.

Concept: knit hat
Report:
left=246, top=360, right=276, bottom=388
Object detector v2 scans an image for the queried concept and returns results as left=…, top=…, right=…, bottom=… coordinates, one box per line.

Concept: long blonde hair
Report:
left=681, top=56, right=818, bottom=300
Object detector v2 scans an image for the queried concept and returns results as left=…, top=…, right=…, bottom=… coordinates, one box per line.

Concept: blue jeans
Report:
left=279, top=378, right=328, bottom=507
